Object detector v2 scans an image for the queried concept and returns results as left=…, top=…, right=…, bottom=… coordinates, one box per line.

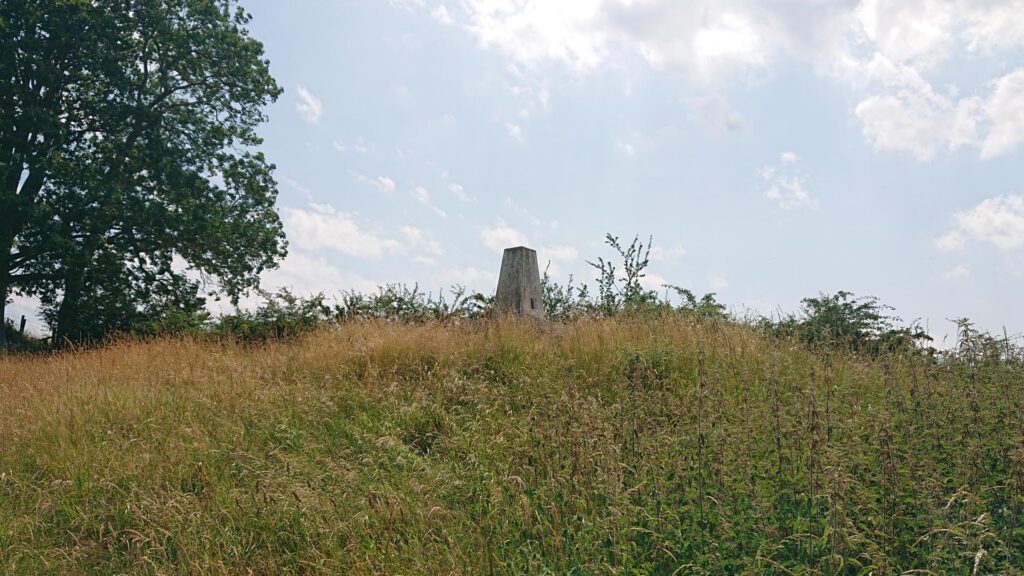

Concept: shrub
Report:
left=587, top=234, right=661, bottom=314
left=336, top=284, right=491, bottom=322
left=215, top=289, right=332, bottom=343
left=758, top=290, right=932, bottom=356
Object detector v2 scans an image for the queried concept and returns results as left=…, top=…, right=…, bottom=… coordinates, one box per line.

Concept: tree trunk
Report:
left=53, top=261, right=85, bottom=347
left=0, top=278, right=8, bottom=349
left=0, top=222, right=14, bottom=350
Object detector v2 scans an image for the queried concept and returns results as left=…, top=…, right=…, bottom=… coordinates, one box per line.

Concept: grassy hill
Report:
left=1, top=317, right=1022, bottom=574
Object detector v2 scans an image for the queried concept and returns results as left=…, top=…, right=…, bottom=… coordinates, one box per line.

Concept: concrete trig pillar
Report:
left=494, top=246, right=545, bottom=320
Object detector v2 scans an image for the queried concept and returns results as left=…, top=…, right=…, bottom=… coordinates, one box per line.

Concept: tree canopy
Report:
left=1, top=0, right=286, bottom=345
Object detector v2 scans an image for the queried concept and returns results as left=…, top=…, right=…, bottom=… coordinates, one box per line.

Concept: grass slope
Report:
left=1, top=318, right=1023, bottom=574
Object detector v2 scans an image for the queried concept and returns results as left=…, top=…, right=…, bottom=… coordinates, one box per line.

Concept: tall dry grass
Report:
left=1, top=317, right=1022, bottom=574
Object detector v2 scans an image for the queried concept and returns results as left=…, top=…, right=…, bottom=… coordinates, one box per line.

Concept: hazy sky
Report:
left=11, top=0, right=1024, bottom=344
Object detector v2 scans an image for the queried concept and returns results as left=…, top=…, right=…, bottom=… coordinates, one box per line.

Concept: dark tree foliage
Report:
left=1, top=0, right=285, bottom=345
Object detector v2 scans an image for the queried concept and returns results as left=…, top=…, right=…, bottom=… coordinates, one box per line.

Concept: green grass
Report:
left=1, top=317, right=1023, bottom=574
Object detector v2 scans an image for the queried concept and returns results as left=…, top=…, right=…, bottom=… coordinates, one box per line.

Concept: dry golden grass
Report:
left=1, top=317, right=1022, bottom=574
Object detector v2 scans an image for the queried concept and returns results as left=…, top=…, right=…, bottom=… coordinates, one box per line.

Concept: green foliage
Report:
left=540, top=264, right=590, bottom=321
left=541, top=233, right=724, bottom=320
left=760, top=290, right=932, bottom=356
left=336, top=284, right=492, bottom=322
left=666, top=285, right=729, bottom=318
left=1, top=0, right=285, bottom=346
left=949, top=317, right=1022, bottom=366
left=587, top=234, right=661, bottom=313
left=216, top=289, right=332, bottom=343
left=205, top=285, right=495, bottom=343
left=38, top=268, right=210, bottom=344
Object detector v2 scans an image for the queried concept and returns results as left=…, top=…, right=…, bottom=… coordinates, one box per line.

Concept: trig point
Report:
left=494, top=246, right=545, bottom=320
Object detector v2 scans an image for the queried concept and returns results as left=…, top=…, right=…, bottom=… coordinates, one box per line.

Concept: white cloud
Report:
left=855, top=0, right=957, bottom=69
left=440, top=266, right=498, bottom=290
left=650, top=244, right=687, bottom=262
left=934, top=230, right=966, bottom=251
left=278, top=175, right=314, bottom=199
left=410, top=186, right=448, bottom=218
left=944, top=264, right=970, bottom=279
left=282, top=203, right=404, bottom=259
left=708, top=274, right=729, bottom=291
left=390, top=0, right=426, bottom=13
left=423, top=0, right=1024, bottom=160
left=413, top=256, right=438, bottom=266
left=263, top=251, right=378, bottom=295
left=850, top=1, right=1024, bottom=70
left=332, top=138, right=371, bottom=154
left=614, top=131, right=656, bottom=156
left=431, top=4, right=453, bottom=24
left=760, top=152, right=817, bottom=210
left=688, top=93, right=746, bottom=135
left=837, top=9, right=1024, bottom=162
left=594, top=2, right=772, bottom=79
left=640, top=272, right=668, bottom=292
left=541, top=244, right=578, bottom=262
left=941, top=194, right=1024, bottom=250
left=400, top=225, right=444, bottom=256
left=448, top=182, right=472, bottom=202
left=461, top=0, right=608, bottom=73
left=295, top=85, right=323, bottom=124
left=210, top=250, right=379, bottom=314
left=355, top=174, right=397, bottom=194
left=691, top=12, right=764, bottom=71
left=448, top=1, right=855, bottom=82
left=854, top=82, right=982, bottom=161
left=411, top=186, right=431, bottom=204
left=963, top=0, right=1024, bottom=53
left=509, top=82, right=553, bottom=118
left=504, top=121, right=524, bottom=142
left=503, top=196, right=543, bottom=227
left=481, top=224, right=529, bottom=252
left=981, top=68, right=1024, bottom=159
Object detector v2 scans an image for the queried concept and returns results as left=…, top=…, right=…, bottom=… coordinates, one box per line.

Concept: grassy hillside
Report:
left=1, top=317, right=1022, bottom=574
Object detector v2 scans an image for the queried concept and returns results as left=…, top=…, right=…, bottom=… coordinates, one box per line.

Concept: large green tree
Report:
left=1, top=0, right=286, bottom=345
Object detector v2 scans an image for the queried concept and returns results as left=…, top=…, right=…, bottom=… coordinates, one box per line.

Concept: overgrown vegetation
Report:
left=0, top=233, right=967, bottom=362
left=759, top=291, right=933, bottom=357
left=2, top=316, right=1022, bottom=574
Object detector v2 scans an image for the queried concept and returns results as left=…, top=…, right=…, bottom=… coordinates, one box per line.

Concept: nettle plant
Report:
left=586, top=234, right=660, bottom=314
left=539, top=233, right=726, bottom=320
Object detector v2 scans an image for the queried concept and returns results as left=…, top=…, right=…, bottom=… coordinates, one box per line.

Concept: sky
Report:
left=10, top=0, right=1024, bottom=345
